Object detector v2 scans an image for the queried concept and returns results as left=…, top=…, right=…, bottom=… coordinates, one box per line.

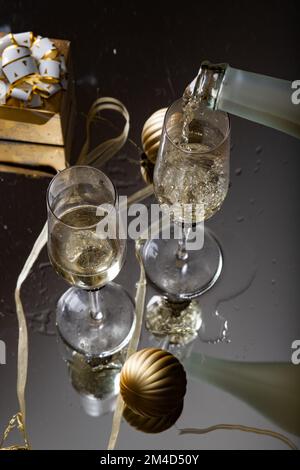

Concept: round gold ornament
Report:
left=123, top=401, right=183, bottom=434
left=120, top=348, right=186, bottom=417
left=141, top=108, right=167, bottom=164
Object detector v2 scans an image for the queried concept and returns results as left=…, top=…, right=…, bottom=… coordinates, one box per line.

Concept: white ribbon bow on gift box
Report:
left=0, top=31, right=67, bottom=107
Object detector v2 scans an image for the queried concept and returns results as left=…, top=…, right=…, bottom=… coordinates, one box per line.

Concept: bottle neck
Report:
left=184, top=61, right=227, bottom=109
left=186, top=61, right=300, bottom=139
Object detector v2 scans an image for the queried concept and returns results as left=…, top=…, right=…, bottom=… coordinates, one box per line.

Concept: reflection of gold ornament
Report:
left=140, top=108, right=167, bottom=185
left=141, top=108, right=167, bottom=163
left=123, top=402, right=183, bottom=434
left=120, top=348, right=186, bottom=417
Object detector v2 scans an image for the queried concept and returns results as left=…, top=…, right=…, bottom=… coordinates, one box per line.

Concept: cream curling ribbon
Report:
left=0, top=32, right=67, bottom=107
left=0, top=96, right=153, bottom=450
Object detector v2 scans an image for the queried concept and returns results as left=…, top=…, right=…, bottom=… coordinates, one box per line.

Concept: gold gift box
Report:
left=0, top=34, right=75, bottom=176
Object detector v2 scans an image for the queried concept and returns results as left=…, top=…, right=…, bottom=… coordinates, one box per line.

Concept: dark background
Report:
left=0, top=0, right=299, bottom=449
left=1, top=0, right=299, bottom=130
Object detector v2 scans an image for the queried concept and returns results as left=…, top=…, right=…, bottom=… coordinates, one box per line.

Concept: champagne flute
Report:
left=47, top=166, right=135, bottom=358
left=143, top=98, right=230, bottom=300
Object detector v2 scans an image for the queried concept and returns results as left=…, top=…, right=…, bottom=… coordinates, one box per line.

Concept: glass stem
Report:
left=89, top=289, right=103, bottom=322
left=176, top=226, right=191, bottom=261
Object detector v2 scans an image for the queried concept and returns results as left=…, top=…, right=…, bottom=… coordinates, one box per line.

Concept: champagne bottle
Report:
left=185, top=353, right=300, bottom=436
left=185, top=61, right=300, bottom=139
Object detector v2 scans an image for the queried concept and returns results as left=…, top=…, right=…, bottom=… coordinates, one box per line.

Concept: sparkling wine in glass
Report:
left=47, top=166, right=135, bottom=358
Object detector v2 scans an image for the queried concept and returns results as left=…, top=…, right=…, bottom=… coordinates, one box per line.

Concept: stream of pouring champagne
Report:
left=186, top=62, right=300, bottom=139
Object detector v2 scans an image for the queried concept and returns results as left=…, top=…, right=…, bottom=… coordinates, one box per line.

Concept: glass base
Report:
left=142, top=227, right=223, bottom=300
left=56, top=282, right=135, bottom=358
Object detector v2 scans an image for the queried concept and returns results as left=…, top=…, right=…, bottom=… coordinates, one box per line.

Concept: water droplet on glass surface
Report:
left=272, top=259, right=277, bottom=265
left=236, top=216, right=245, bottom=223
left=256, top=146, right=263, bottom=155
left=253, top=166, right=260, bottom=174
left=271, top=279, right=276, bottom=286
left=27, top=308, right=55, bottom=336
left=235, top=168, right=242, bottom=176
left=199, top=310, right=231, bottom=345
left=249, top=198, right=255, bottom=205
left=3, top=225, right=8, bottom=230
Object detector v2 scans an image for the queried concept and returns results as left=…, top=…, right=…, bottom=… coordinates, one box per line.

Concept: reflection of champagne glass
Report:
left=58, top=336, right=126, bottom=418
left=47, top=166, right=135, bottom=358
left=143, top=98, right=230, bottom=299
left=68, top=351, right=124, bottom=418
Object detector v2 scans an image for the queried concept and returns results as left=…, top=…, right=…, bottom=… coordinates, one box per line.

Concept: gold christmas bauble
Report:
left=141, top=108, right=167, bottom=164
left=120, top=348, right=187, bottom=417
left=123, top=401, right=183, bottom=434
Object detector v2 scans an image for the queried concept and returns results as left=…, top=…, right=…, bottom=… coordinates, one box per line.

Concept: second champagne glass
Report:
left=47, top=166, right=135, bottom=358
left=143, top=98, right=230, bottom=300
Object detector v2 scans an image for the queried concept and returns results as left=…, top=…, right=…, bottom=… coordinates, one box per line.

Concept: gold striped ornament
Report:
left=141, top=108, right=167, bottom=164
left=120, top=348, right=186, bottom=418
